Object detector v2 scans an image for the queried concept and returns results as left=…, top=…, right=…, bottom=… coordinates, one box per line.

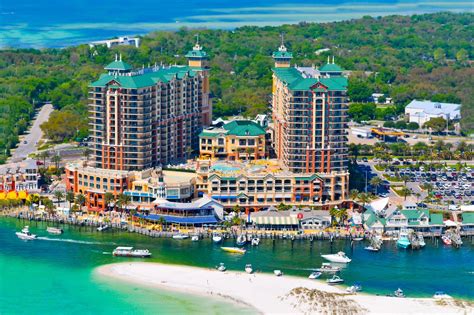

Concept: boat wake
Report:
left=37, top=236, right=115, bottom=245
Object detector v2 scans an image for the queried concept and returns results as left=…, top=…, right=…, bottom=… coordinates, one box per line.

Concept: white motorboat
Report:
left=316, top=263, right=341, bottom=273
left=308, top=271, right=322, bottom=279
left=321, top=251, right=351, bottom=263
left=191, top=235, right=199, bottom=241
left=274, top=270, right=283, bottom=277
left=236, top=234, right=247, bottom=246
left=394, top=288, right=405, bottom=298
left=212, top=232, right=223, bottom=243
left=433, top=291, right=452, bottom=299
left=172, top=234, right=189, bottom=240
left=47, top=227, right=63, bottom=235
left=326, top=275, right=344, bottom=285
left=16, top=226, right=37, bottom=240
left=364, top=246, right=380, bottom=252
left=245, top=264, right=253, bottom=274
left=251, top=237, right=260, bottom=246
left=113, top=246, right=151, bottom=258
left=217, top=263, right=226, bottom=272
left=97, top=225, right=109, bottom=232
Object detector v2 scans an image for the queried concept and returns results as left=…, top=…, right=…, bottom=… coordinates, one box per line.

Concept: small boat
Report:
left=327, top=275, right=344, bottom=285
left=394, top=288, right=405, bottom=298
left=212, top=232, right=223, bottom=243
left=441, top=235, right=452, bottom=245
left=274, top=270, right=283, bottom=277
left=321, top=251, right=351, bottom=263
left=16, top=226, right=37, bottom=240
left=97, top=225, right=109, bottom=232
left=364, top=246, right=380, bottom=252
left=172, top=234, right=189, bottom=240
left=221, top=247, right=246, bottom=254
left=191, top=235, right=199, bottom=241
left=216, top=263, right=226, bottom=272
left=251, top=237, right=260, bottom=246
left=397, top=230, right=411, bottom=249
left=433, top=291, right=452, bottom=299
left=316, top=263, right=341, bottom=273
left=47, top=227, right=63, bottom=235
left=245, top=264, right=253, bottom=274
left=236, top=234, right=247, bottom=246
left=113, top=246, right=151, bottom=258
left=308, top=271, right=322, bottom=279
left=346, top=284, right=362, bottom=293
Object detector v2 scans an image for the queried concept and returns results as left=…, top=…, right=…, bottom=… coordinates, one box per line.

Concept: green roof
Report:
left=185, top=50, right=208, bottom=58
left=273, top=51, right=293, bottom=59
left=104, top=60, right=133, bottom=71
left=430, top=213, right=443, bottom=225
left=90, top=66, right=197, bottom=89
left=319, top=63, right=344, bottom=72
left=462, top=212, right=474, bottom=224
left=272, top=67, right=348, bottom=91
left=223, top=120, right=265, bottom=137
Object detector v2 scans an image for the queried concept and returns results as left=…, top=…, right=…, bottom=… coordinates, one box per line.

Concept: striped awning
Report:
left=252, top=216, right=299, bottom=226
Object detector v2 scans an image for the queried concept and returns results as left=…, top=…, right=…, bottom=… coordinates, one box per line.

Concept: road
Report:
left=9, top=104, right=54, bottom=163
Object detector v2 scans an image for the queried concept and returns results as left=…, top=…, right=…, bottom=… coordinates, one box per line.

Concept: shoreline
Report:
left=95, top=262, right=473, bottom=314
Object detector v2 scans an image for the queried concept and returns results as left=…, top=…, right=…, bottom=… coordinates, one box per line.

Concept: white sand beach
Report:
left=96, top=262, right=473, bottom=314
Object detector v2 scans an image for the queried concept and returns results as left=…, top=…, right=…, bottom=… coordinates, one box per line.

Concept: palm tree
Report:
left=399, top=187, right=412, bottom=201
left=104, top=192, right=115, bottom=211
left=66, top=191, right=75, bottom=209
left=53, top=190, right=64, bottom=205
left=369, top=176, right=383, bottom=195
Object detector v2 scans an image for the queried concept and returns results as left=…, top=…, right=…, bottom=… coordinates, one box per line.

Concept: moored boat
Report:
left=308, top=271, right=322, bottom=279
left=316, top=263, right=341, bottom=273
left=47, top=227, right=63, bottom=235
left=245, top=264, right=253, bottom=274
left=221, top=246, right=246, bottom=254
left=321, top=251, right=351, bottom=263
left=327, top=275, right=344, bottom=285
left=16, top=226, right=37, bottom=240
left=112, top=247, right=151, bottom=258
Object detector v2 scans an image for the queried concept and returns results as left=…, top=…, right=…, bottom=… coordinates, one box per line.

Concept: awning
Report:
left=252, top=216, right=299, bottom=226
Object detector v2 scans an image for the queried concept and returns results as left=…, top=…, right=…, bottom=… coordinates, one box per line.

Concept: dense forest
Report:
left=0, top=12, right=472, bottom=163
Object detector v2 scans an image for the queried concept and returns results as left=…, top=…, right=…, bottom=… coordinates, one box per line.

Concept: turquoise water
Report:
left=1, top=0, right=472, bottom=48
left=1, top=218, right=473, bottom=314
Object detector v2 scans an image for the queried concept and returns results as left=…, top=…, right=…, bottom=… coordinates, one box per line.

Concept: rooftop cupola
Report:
left=319, top=56, right=344, bottom=77
left=185, top=34, right=209, bottom=68
left=104, top=54, right=133, bottom=76
left=272, top=34, right=293, bottom=68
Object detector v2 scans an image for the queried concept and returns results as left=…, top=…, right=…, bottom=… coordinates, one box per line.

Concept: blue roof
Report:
left=135, top=213, right=218, bottom=224
left=406, top=100, right=461, bottom=117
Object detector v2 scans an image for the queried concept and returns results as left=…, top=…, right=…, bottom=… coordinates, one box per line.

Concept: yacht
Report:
left=212, top=232, right=223, bottom=243
left=172, top=234, right=189, bottom=240
left=251, top=237, right=260, bottom=246
left=16, top=226, right=37, bottom=240
left=316, top=263, right=341, bottom=273
left=321, top=251, right=351, bottom=263
left=397, top=230, right=411, bottom=249
left=308, top=271, right=322, bottom=279
left=46, top=227, right=63, bottom=235
left=245, top=264, right=253, bottom=274
left=97, top=225, right=109, bottom=232
left=433, top=291, right=452, bottom=299
left=236, top=234, right=247, bottom=246
left=112, top=247, right=151, bottom=258
left=327, top=275, right=344, bottom=285
left=217, top=263, right=226, bottom=272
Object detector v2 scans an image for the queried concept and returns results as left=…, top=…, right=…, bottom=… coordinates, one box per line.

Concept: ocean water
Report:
left=0, top=218, right=473, bottom=315
left=0, top=0, right=472, bottom=48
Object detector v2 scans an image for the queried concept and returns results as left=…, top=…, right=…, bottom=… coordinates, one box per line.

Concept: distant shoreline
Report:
left=96, top=262, right=474, bottom=314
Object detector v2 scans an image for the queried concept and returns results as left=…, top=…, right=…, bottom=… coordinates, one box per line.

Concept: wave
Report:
left=37, top=236, right=116, bottom=245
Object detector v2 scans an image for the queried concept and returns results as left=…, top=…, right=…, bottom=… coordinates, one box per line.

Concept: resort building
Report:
left=199, top=120, right=266, bottom=160
left=88, top=41, right=211, bottom=171
left=405, top=100, right=461, bottom=126
left=0, top=159, right=39, bottom=192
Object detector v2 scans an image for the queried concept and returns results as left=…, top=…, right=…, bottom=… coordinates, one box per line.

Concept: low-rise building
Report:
left=199, top=120, right=266, bottom=160
left=0, top=159, right=39, bottom=192
left=405, top=100, right=461, bottom=126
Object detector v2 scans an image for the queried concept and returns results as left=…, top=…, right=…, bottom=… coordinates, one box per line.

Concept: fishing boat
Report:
left=212, top=232, right=223, bottom=243
left=441, top=235, right=452, bottom=245
left=327, top=275, right=344, bottom=285
left=172, top=234, right=189, bottom=240
left=216, top=263, right=226, bottom=272
left=273, top=270, right=283, bottom=276
left=221, top=247, right=246, bottom=254
left=346, top=284, right=362, bottom=293
left=321, top=251, right=351, bottom=263
left=97, top=225, right=109, bottom=232
left=316, top=263, right=341, bottom=273
left=364, top=245, right=380, bottom=252
left=251, top=237, right=260, bottom=246
left=394, top=288, right=405, bottom=298
left=397, top=230, right=411, bottom=249
left=245, top=264, right=253, bottom=274
left=433, top=291, right=452, bottom=299
left=308, top=271, right=322, bottom=279
left=46, top=227, right=63, bottom=235
left=236, top=234, right=247, bottom=246
left=112, top=246, right=151, bottom=258
left=16, top=226, right=37, bottom=240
